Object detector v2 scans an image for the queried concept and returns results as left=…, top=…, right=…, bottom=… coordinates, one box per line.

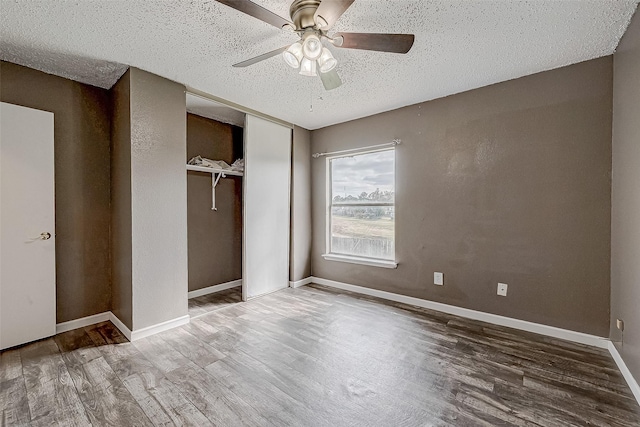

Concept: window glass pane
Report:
left=331, top=150, right=394, bottom=204
left=331, top=206, right=395, bottom=260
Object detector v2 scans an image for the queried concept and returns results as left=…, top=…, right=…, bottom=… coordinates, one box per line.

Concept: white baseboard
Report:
left=109, top=312, right=190, bottom=341
left=309, top=276, right=609, bottom=349
left=55, top=279, right=637, bottom=406
left=310, top=277, right=639, bottom=406
left=56, top=312, right=111, bottom=334
left=608, top=341, right=640, bottom=405
left=188, top=279, right=242, bottom=299
left=56, top=311, right=189, bottom=342
left=289, top=277, right=313, bottom=288
left=130, top=315, right=190, bottom=341
left=108, top=312, right=132, bottom=341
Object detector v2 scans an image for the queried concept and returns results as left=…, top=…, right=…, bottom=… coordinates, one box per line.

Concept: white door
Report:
left=0, top=102, right=56, bottom=350
left=243, top=115, right=291, bottom=300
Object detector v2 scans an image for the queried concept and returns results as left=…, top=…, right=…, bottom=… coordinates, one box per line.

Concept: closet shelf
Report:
left=186, top=164, right=243, bottom=176
left=186, top=164, right=243, bottom=211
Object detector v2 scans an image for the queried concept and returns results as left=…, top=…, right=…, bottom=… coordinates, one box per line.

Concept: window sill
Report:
left=321, top=254, right=398, bottom=269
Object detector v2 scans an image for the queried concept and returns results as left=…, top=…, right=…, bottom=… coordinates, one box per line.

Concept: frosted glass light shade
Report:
left=299, top=57, right=317, bottom=76
left=317, top=48, right=337, bottom=73
left=302, top=34, right=322, bottom=60
left=283, top=42, right=303, bottom=68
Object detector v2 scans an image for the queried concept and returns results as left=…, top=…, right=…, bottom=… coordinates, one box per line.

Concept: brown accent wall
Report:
left=311, top=57, right=613, bottom=336
left=0, top=61, right=112, bottom=323
left=187, top=114, right=243, bottom=291
left=110, top=69, right=133, bottom=328
left=611, top=9, right=640, bottom=379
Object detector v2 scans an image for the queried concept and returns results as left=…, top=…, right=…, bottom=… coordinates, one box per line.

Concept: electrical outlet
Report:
left=617, top=319, right=625, bottom=332
left=434, top=272, right=444, bottom=286
left=497, top=283, right=508, bottom=296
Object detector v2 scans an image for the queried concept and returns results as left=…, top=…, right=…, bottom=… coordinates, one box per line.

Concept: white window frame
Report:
left=322, top=147, right=398, bottom=269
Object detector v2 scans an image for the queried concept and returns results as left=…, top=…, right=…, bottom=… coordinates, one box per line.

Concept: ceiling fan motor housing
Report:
left=290, top=0, right=321, bottom=30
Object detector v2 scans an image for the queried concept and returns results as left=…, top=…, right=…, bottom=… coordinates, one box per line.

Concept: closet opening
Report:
left=185, top=93, right=245, bottom=318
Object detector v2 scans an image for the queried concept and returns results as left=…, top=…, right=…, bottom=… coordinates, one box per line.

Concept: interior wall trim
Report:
left=608, top=341, right=640, bottom=405
left=129, top=315, right=190, bottom=341
left=55, top=311, right=131, bottom=340
left=56, top=312, right=110, bottom=334
left=188, top=279, right=243, bottom=299
left=307, top=277, right=610, bottom=349
left=289, top=277, right=313, bottom=288
left=108, top=312, right=132, bottom=341
left=185, top=88, right=293, bottom=129
left=57, top=311, right=189, bottom=342
left=50, top=285, right=640, bottom=405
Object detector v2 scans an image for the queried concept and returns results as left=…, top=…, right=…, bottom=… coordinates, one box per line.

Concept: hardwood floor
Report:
left=2, top=284, right=639, bottom=426
left=188, top=286, right=242, bottom=318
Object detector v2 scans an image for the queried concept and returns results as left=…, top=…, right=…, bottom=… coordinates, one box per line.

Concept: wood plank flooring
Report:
left=2, top=283, right=639, bottom=426
left=188, top=286, right=242, bottom=318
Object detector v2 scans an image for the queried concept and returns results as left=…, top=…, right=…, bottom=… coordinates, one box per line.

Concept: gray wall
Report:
left=129, top=68, right=188, bottom=330
left=611, top=9, right=640, bottom=380
left=110, top=69, right=133, bottom=328
left=290, top=126, right=312, bottom=282
left=187, top=113, right=243, bottom=292
left=311, top=57, right=613, bottom=336
left=0, top=61, right=112, bottom=323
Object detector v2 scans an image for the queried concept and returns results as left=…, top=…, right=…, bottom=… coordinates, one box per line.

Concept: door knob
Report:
left=40, top=232, right=51, bottom=240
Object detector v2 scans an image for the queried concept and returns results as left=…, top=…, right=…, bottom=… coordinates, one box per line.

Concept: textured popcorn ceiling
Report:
left=1, top=1, right=638, bottom=129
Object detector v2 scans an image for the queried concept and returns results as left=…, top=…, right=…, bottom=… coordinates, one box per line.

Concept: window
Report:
left=324, top=149, right=396, bottom=268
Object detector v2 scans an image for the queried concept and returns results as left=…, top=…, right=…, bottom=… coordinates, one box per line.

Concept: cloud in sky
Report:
left=331, top=150, right=394, bottom=197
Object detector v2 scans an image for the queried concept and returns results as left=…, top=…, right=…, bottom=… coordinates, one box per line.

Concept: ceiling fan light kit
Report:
left=317, top=48, right=337, bottom=73
left=283, top=42, right=304, bottom=68
left=302, top=33, right=323, bottom=60
left=217, top=0, right=415, bottom=91
left=286, top=38, right=337, bottom=75
left=299, top=57, right=318, bottom=76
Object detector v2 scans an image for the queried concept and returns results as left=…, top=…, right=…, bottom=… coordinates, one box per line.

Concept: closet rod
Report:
left=312, top=139, right=401, bottom=159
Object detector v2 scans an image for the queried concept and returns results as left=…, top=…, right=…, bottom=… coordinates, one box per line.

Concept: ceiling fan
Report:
left=215, top=0, right=415, bottom=90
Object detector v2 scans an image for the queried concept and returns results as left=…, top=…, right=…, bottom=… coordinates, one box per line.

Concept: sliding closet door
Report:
left=243, top=115, right=292, bottom=300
